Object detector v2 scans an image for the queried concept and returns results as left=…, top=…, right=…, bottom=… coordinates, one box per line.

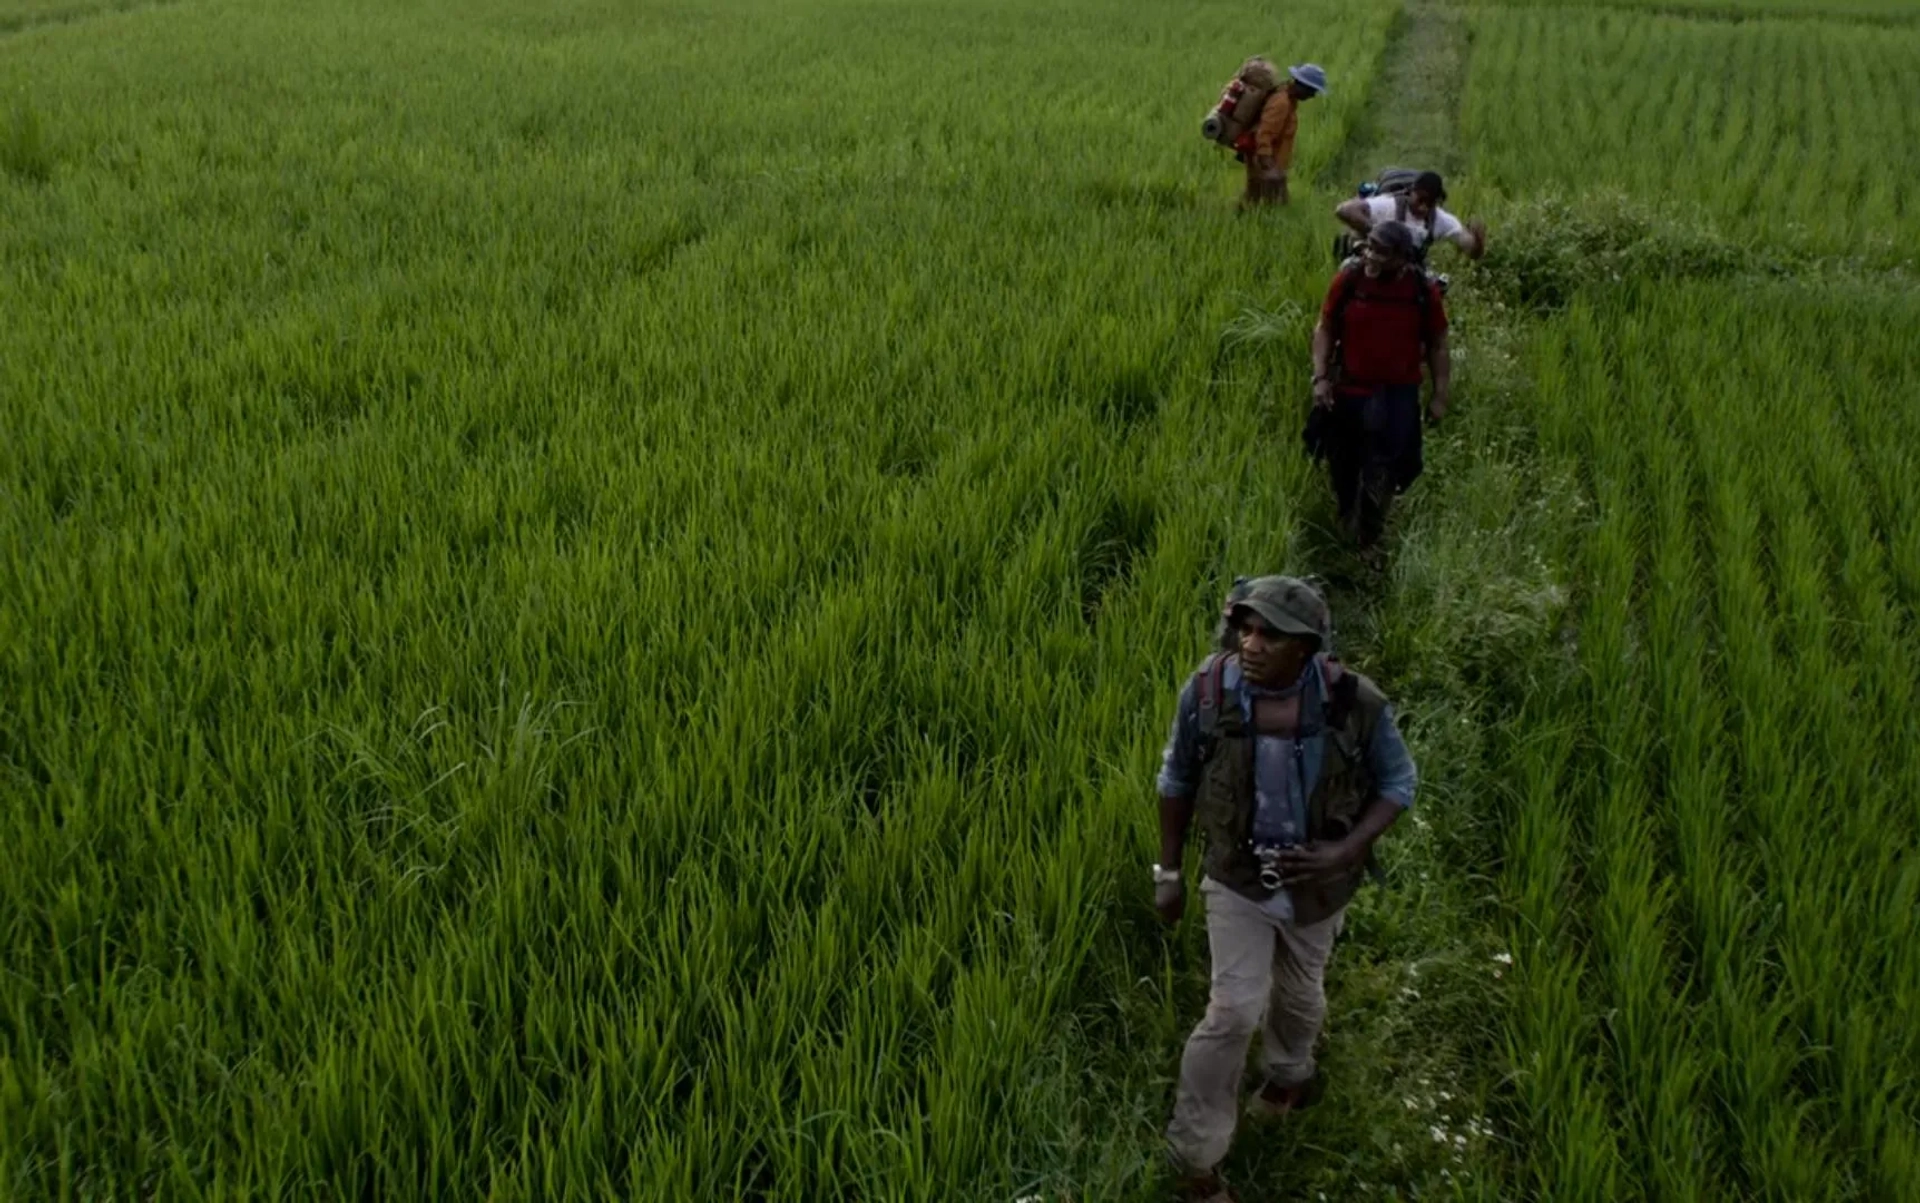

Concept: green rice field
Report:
left=4, top=0, right=1917, bottom=1198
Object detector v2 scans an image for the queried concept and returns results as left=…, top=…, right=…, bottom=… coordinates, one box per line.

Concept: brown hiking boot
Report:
left=1172, top=1169, right=1239, bottom=1203
left=1247, top=1071, right=1326, bottom=1119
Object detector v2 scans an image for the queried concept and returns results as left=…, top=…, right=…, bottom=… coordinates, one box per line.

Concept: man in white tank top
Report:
left=1335, top=170, right=1487, bottom=262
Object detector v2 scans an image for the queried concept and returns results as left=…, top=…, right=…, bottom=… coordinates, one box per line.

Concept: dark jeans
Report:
left=1324, top=385, right=1423, bottom=546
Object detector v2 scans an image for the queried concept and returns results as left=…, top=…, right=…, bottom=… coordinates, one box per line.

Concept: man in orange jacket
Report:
left=1239, top=63, right=1327, bottom=208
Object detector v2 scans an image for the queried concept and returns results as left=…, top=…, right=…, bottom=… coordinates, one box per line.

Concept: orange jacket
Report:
left=1248, top=89, right=1298, bottom=171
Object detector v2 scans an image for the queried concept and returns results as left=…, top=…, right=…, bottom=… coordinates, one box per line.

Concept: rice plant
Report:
left=1495, top=283, right=1920, bottom=1201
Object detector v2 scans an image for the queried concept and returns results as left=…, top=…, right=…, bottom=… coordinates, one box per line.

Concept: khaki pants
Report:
left=1166, top=878, right=1347, bottom=1174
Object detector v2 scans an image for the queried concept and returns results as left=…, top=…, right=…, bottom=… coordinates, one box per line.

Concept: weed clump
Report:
left=3, top=96, right=54, bottom=184
left=1476, top=193, right=1756, bottom=314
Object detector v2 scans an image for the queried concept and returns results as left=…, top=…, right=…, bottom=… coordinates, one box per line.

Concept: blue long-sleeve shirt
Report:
left=1156, top=656, right=1418, bottom=820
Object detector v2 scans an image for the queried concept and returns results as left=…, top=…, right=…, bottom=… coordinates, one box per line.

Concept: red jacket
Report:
left=1321, top=267, right=1447, bottom=390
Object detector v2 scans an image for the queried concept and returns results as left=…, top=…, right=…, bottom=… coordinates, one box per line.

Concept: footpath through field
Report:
left=1132, top=1, right=1535, bottom=1197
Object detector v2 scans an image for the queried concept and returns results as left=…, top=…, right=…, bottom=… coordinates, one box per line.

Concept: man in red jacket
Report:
left=1308, top=221, right=1451, bottom=547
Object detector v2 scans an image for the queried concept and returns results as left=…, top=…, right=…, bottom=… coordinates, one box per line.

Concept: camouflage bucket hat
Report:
left=1225, top=575, right=1332, bottom=643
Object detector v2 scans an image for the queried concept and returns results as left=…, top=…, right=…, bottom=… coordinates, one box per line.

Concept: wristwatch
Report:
left=1151, top=864, right=1182, bottom=885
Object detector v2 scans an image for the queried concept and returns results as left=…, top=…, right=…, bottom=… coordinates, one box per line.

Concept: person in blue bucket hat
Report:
left=1289, top=63, right=1328, bottom=94
left=1233, top=61, right=1327, bottom=209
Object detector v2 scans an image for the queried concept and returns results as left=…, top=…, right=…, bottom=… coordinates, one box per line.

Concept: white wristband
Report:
left=1152, top=864, right=1182, bottom=885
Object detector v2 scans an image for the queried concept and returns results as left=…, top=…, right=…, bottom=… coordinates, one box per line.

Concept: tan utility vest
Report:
left=1191, top=654, right=1388, bottom=925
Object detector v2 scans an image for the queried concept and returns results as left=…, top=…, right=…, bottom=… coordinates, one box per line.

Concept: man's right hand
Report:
left=1312, top=378, right=1335, bottom=409
left=1154, top=879, right=1185, bottom=925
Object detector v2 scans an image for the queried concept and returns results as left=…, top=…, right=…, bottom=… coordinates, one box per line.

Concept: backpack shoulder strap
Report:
left=1320, top=655, right=1390, bottom=734
left=1319, top=655, right=1361, bottom=731
left=1329, top=266, right=1365, bottom=345
left=1319, top=655, right=1393, bottom=886
left=1195, top=652, right=1231, bottom=742
left=1416, top=205, right=1438, bottom=265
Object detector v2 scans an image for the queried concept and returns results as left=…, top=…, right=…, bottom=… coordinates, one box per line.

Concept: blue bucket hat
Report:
left=1288, top=63, right=1328, bottom=95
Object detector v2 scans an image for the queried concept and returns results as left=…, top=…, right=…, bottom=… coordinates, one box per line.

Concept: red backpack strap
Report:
left=1328, top=266, right=1365, bottom=353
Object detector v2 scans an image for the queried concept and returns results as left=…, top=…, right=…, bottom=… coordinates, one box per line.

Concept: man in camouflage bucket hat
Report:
left=1153, top=576, right=1418, bottom=1203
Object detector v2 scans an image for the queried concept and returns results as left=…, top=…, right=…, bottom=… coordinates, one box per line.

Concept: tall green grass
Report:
left=1494, top=283, right=1920, bottom=1200
left=0, top=0, right=1418, bottom=1196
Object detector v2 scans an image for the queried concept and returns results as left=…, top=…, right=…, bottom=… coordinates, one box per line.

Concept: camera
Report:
left=1253, top=842, right=1289, bottom=892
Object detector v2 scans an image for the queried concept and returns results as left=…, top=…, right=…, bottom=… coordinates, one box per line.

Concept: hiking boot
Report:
left=1247, top=1071, right=1325, bottom=1119
left=1172, top=1169, right=1240, bottom=1203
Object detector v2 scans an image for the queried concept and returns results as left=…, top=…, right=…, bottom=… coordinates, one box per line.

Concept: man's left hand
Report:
left=1428, top=389, right=1449, bottom=425
left=1276, top=838, right=1365, bottom=887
